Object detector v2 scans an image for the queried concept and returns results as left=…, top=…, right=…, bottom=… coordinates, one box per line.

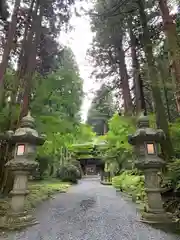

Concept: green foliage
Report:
left=149, top=113, right=156, bottom=128
left=74, top=124, right=96, bottom=143
left=0, top=180, right=71, bottom=216
left=36, top=156, right=50, bottom=180
left=0, top=70, right=22, bottom=131
left=30, top=47, right=86, bottom=175
left=166, top=159, right=180, bottom=189
left=107, top=113, right=135, bottom=149
left=112, top=170, right=146, bottom=202
left=56, top=164, right=81, bottom=183
left=69, top=142, right=94, bottom=155
left=102, top=113, right=136, bottom=173
left=87, top=84, right=115, bottom=135
left=69, top=159, right=83, bottom=177
left=169, top=119, right=180, bottom=155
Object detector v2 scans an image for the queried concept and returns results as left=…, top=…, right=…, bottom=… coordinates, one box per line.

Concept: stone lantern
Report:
left=1, top=112, right=45, bottom=229
left=128, top=114, right=172, bottom=224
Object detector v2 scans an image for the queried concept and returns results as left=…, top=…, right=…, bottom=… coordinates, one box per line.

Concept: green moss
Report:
left=77, top=154, right=94, bottom=159
left=0, top=179, right=70, bottom=218
left=69, top=139, right=108, bottom=160
left=25, top=179, right=70, bottom=209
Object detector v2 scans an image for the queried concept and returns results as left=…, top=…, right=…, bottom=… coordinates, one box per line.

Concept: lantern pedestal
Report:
left=0, top=112, right=45, bottom=230
left=140, top=211, right=172, bottom=224
left=0, top=211, right=38, bottom=230
left=137, top=160, right=172, bottom=224
left=1, top=160, right=38, bottom=230
left=128, top=114, right=173, bottom=226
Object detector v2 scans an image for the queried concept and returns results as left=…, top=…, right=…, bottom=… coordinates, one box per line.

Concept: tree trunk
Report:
left=19, top=3, right=43, bottom=119
left=0, top=143, right=14, bottom=195
left=0, top=0, right=21, bottom=108
left=49, top=165, right=54, bottom=176
left=7, top=0, right=36, bottom=131
left=117, top=36, right=133, bottom=115
left=138, top=0, right=174, bottom=160
left=0, top=141, right=7, bottom=189
left=17, top=0, right=36, bottom=73
left=158, top=0, right=180, bottom=114
left=158, top=59, right=172, bottom=122
left=18, top=0, right=39, bottom=81
left=128, top=18, right=146, bottom=115
left=1, top=0, right=42, bottom=195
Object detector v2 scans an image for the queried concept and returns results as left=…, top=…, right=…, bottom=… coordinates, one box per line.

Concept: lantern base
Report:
left=0, top=211, right=38, bottom=230
left=140, top=210, right=173, bottom=225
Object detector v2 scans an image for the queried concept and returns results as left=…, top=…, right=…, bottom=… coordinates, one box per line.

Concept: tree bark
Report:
left=21, top=4, right=43, bottom=118
left=17, top=0, right=36, bottom=75
left=158, top=0, right=180, bottom=114
left=158, top=59, right=172, bottom=122
left=0, top=141, right=8, bottom=189
left=1, top=0, right=42, bottom=195
left=17, top=1, right=43, bottom=121
left=18, top=0, right=38, bottom=81
left=0, top=143, right=14, bottom=195
left=138, top=0, right=174, bottom=160
left=128, top=18, right=146, bottom=115
left=6, top=0, right=36, bottom=131
left=0, top=0, right=21, bottom=108
left=116, top=36, right=133, bottom=115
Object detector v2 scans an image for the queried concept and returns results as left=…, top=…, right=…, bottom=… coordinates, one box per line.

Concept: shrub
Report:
left=112, top=170, right=146, bottom=202
left=70, top=159, right=83, bottom=179
left=170, top=119, right=180, bottom=155
left=32, top=156, right=50, bottom=180
left=56, top=164, right=80, bottom=183
left=166, top=159, right=180, bottom=189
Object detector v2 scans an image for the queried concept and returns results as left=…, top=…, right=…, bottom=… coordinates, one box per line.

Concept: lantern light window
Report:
left=16, top=144, right=25, bottom=156
left=147, top=143, right=155, bottom=155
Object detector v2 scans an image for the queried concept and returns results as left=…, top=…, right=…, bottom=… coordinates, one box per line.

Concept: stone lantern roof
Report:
left=128, top=114, right=166, bottom=145
left=11, top=112, right=46, bottom=145
left=20, top=111, right=35, bottom=128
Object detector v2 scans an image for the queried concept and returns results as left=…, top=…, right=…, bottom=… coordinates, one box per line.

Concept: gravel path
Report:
left=2, top=178, right=180, bottom=240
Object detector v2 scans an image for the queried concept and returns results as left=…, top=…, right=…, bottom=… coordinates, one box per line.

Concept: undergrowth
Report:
left=112, top=170, right=146, bottom=203
left=0, top=179, right=71, bottom=213
left=25, top=179, right=70, bottom=209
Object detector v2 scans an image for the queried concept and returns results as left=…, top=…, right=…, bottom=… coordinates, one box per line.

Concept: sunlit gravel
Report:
left=1, top=178, right=180, bottom=240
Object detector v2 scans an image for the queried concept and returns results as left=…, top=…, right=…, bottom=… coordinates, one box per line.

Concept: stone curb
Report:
left=100, top=181, right=112, bottom=185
